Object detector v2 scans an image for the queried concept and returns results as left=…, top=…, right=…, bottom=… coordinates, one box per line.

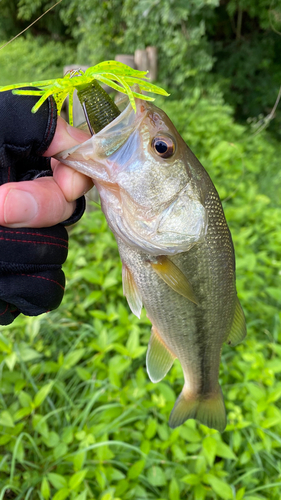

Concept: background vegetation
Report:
left=0, top=1, right=281, bottom=498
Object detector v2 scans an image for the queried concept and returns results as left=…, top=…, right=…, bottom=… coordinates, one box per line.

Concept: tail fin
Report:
left=169, top=385, right=226, bottom=432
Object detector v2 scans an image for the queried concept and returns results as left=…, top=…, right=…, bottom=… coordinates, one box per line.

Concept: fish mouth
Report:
left=56, top=97, right=148, bottom=166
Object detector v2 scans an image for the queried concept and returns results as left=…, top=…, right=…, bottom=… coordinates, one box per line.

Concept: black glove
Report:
left=0, top=90, right=85, bottom=325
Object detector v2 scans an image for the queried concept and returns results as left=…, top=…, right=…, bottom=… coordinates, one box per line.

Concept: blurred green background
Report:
left=1, top=1, right=281, bottom=499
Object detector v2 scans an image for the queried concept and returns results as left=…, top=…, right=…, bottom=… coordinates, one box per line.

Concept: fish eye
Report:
left=151, top=135, right=175, bottom=158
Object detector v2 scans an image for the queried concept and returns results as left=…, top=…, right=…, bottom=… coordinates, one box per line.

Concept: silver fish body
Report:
left=57, top=98, right=246, bottom=432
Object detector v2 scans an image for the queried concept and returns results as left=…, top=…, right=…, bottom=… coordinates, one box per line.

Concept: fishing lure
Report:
left=0, top=60, right=169, bottom=126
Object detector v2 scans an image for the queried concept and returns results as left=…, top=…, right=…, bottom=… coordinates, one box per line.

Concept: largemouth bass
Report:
left=57, top=98, right=246, bottom=432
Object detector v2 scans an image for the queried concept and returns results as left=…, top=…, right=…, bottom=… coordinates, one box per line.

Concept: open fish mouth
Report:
left=55, top=99, right=145, bottom=177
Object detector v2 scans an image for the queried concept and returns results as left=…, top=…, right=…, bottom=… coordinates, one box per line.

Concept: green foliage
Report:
left=206, top=0, right=281, bottom=138
left=59, top=0, right=218, bottom=93
left=1, top=91, right=281, bottom=498
left=0, top=37, right=74, bottom=87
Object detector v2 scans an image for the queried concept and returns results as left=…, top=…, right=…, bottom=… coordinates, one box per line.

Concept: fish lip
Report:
left=56, top=98, right=147, bottom=163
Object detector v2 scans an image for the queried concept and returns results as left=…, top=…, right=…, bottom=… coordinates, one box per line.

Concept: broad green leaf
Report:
left=72, top=451, right=86, bottom=471
left=13, top=407, right=32, bottom=420
left=203, top=474, right=233, bottom=500
left=75, top=492, right=87, bottom=500
left=32, top=414, right=49, bottom=438
left=194, top=484, right=207, bottom=500
left=43, top=431, right=60, bottom=448
left=215, top=442, right=237, bottom=460
left=0, top=333, right=12, bottom=353
left=0, top=411, right=14, bottom=428
left=76, top=367, right=91, bottom=381
left=54, top=442, right=68, bottom=460
left=47, top=473, right=68, bottom=490
left=52, top=488, right=70, bottom=500
left=69, top=469, right=88, bottom=490
left=147, top=465, right=167, bottom=486
left=128, top=460, right=145, bottom=479
left=34, top=382, right=53, bottom=408
left=145, top=417, right=157, bottom=439
left=63, top=349, right=85, bottom=369
left=41, top=477, right=50, bottom=500
left=18, top=343, right=41, bottom=361
left=18, top=391, right=33, bottom=408
left=169, top=478, right=180, bottom=500
left=182, top=474, right=200, bottom=485
left=180, top=425, right=201, bottom=442
left=5, top=352, right=17, bottom=371
left=202, top=436, right=217, bottom=466
left=236, top=488, right=245, bottom=500
left=61, top=426, right=74, bottom=444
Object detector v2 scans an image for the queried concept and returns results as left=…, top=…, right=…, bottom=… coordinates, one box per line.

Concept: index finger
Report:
left=44, top=116, right=93, bottom=202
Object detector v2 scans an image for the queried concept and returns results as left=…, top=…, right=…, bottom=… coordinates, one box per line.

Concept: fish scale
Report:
left=57, top=97, right=246, bottom=432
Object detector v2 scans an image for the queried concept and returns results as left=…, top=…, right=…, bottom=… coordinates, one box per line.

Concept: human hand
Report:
left=0, top=116, right=92, bottom=228
left=0, top=91, right=92, bottom=324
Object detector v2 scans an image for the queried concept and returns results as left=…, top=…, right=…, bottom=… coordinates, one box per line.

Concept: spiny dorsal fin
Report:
left=122, top=264, right=142, bottom=318
left=150, top=256, right=198, bottom=305
left=225, top=298, right=246, bottom=346
left=146, top=327, right=176, bottom=383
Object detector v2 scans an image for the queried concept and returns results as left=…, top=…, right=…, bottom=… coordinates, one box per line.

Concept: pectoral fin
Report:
left=225, top=298, right=247, bottom=346
left=146, top=327, right=176, bottom=383
left=122, top=265, right=142, bottom=318
left=150, top=256, right=198, bottom=305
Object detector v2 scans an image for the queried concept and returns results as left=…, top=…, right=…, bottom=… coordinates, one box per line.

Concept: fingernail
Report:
left=66, top=123, right=90, bottom=142
left=4, top=189, right=38, bottom=224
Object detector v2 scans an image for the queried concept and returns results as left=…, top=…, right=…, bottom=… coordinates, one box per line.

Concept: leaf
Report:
left=5, top=352, right=17, bottom=371
left=69, top=469, right=88, bottom=490
left=127, top=460, right=145, bottom=479
left=0, top=411, right=14, bottom=428
left=145, top=417, right=157, bottom=439
left=34, top=382, right=53, bottom=408
left=203, top=474, right=233, bottom=500
left=182, top=474, right=200, bottom=485
left=215, top=441, right=237, bottom=460
left=236, top=488, right=245, bottom=500
left=194, top=484, right=207, bottom=500
left=41, top=477, right=50, bottom=500
left=63, top=349, right=85, bottom=369
left=202, top=436, right=217, bottom=466
left=18, top=391, right=33, bottom=408
left=47, top=473, right=68, bottom=490
left=52, top=488, right=70, bottom=500
left=147, top=465, right=167, bottom=486
left=169, top=478, right=180, bottom=500
left=13, top=407, right=32, bottom=420
left=43, top=431, right=60, bottom=448
left=18, top=343, right=41, bottom=361
left=74, top=492, right=87, bottom=500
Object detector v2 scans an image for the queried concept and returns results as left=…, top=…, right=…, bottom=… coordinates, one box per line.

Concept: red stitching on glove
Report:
left=0, top=237, right=67, bottom=249
left=19, top=273, right=65, bottom=290
left=0, top=229, right=67, bottom=244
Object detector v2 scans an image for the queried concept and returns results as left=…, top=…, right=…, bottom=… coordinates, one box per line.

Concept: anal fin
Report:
left=169, top=384, right=226, bottom=433
left=225, top=298, right=246, bottom=346
left=122, top=264, right=142, bottom=319
left=150, top=256, right=198, bottom=305
left=146, top=327, right=176, bottom=383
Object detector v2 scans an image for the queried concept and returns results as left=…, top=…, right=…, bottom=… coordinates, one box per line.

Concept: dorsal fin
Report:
left=150, top=256, right=198, bottom=305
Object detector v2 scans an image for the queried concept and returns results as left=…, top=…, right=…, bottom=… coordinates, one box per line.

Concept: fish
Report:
left=56, top=97, right=246, bottom=432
